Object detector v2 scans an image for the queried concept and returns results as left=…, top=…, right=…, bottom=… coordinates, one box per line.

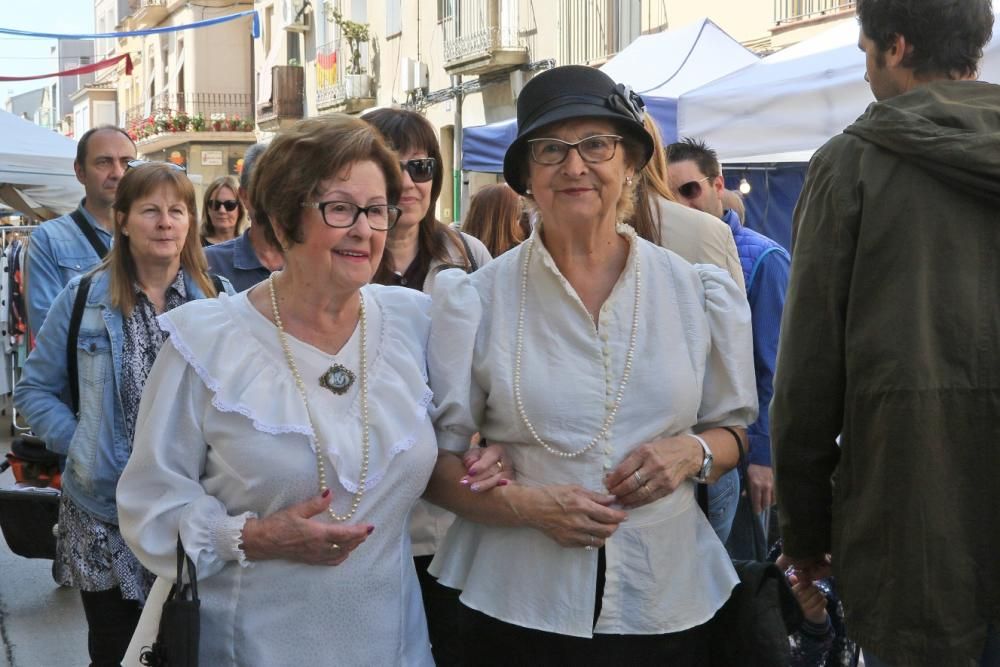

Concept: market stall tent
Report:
left=0, top=110, right=82, bottom=221
left=462, top=17, right=759, bottom=173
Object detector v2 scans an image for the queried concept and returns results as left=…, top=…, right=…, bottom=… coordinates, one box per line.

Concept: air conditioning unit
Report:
left=399, top=58, right=415, bottom=93
left=412, top=60, right=429, bottom=93
left=282, top=0, right=311, bottom=32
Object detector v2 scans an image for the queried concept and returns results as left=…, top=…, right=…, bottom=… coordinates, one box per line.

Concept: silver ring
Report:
left=584, top=534, right=597, bottom=550
left=584, top=545, right=595, bottom=551
left=632, top=470, right=643, bottom=486
left=329, top=542, right=341, bottom=552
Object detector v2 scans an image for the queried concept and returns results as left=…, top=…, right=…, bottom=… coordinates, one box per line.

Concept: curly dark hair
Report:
left=856, top=0, right=993, bottom=79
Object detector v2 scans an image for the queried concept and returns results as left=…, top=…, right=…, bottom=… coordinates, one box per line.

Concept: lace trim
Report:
left=230, top=511, right=257, bottom=568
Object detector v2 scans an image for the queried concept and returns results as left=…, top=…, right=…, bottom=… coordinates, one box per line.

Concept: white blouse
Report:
left=117, top=285, right=437, bottom=666
left=428, top=224, right=757, bottom=638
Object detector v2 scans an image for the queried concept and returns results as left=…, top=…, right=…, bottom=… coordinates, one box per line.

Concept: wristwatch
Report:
left=690, top=434, right=713, bottom=483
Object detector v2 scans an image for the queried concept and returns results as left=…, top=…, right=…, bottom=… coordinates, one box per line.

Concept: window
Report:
left=386, top=0, right=401, bottom=37
left=438, top=0, right=454, bottom=21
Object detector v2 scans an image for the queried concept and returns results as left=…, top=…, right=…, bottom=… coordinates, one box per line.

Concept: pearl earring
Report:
left=625, top=176, right=633, bottom=185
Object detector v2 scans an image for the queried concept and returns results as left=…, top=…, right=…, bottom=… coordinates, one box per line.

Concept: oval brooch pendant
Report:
left=320, top=364, right=356, bottom=395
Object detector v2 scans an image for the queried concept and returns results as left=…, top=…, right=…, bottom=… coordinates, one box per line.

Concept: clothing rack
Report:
left=1, top=225, right=37, bottom=435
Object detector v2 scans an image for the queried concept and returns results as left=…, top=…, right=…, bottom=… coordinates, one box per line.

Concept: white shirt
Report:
left=427, top=224, right=757, bottom=637
left=117, top=286, right=436, bottom=666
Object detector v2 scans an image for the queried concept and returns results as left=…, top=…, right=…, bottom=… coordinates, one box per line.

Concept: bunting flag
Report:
left=0, top=53, right=132, bottom=82
left=0, top=9, right=259, bottom=40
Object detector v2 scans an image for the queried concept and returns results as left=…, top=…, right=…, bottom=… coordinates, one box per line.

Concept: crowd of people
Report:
left=8, top=1, right=999, bottom=665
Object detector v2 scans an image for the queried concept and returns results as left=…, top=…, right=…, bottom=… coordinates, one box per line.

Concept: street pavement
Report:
left=0, top=414, right=88, bottom=667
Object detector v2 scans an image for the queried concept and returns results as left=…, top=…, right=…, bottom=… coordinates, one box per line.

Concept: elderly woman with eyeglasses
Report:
left=15, top=162, right=232, bottom=667
left=424, top=65, right=758, bottom=664
left=116, top=116, right=503, bottom=665
left=200, top=175, right=245, bottom=246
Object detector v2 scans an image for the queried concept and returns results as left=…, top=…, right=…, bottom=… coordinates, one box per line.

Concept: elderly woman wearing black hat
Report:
left=423, top=65, right=758, bottom=663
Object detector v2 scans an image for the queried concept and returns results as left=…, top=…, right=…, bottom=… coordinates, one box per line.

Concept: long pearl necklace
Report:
left=512, top=235, right=642, bottom=458
left=268, top=274, right=370, bottom=522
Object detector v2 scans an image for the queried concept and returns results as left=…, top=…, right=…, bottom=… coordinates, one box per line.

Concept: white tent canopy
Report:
left=0, top=110, right=82, bottom=220
left=678, top=12, right=1000, bottom=163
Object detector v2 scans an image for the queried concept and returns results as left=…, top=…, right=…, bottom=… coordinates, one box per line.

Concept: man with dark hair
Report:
left=26, top=125, right=136, bottom=336
left=667, top=138, right=791, bottom=555
left=772, top=1, right=999, bottom=664
left=204, top=143, right=283, bottom=291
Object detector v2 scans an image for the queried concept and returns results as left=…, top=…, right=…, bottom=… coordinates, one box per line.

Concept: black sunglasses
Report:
left=676, top=176, right=711, bottom=200
left=400, top=158, right=436, bottom=184
left=126, top=159, right=186, bottom=173
left=208, top=199, right=239, bottom=212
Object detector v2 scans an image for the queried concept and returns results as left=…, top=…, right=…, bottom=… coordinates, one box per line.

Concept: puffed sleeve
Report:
left=694, top=264, right=758, bottom=429
left=117, top=342, right=256, bottom=580
left=427, top=268, right=487, bottom=453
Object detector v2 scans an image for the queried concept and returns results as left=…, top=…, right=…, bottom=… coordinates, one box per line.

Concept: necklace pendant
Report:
left=320, top=364, right=356, bottom=395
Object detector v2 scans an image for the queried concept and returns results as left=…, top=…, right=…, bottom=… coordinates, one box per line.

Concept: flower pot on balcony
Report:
left=345, top=74, right=372, bottom=99
left=212, top=121, right=223, bottom=131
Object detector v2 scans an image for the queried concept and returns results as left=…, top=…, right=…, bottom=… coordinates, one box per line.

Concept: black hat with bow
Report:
left=502, top=65, right=654, bottom=195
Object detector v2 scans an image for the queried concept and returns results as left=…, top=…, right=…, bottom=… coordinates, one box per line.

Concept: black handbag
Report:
left=139, top=538, right=200, bottom=667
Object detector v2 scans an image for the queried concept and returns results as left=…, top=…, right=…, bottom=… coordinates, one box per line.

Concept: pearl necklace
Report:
left=512, top=234, right=641, bottom=458
left=268, top=274, right=370, bottom=522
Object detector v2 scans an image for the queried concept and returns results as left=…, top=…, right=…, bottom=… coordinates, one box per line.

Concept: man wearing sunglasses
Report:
left=204, top=143, right=284, bottom=291
left=667, top=138, right=790, bottom=560
left=26, top=126, right=136, bottom=337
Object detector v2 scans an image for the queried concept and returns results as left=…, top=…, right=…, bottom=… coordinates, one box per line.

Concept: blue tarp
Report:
left=724, top=165, right=807, bottom=253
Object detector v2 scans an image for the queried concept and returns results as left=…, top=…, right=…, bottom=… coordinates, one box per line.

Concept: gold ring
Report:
left=632, top=470, right=643, bottom=486
left=330, top=543, right=341, bottom=552
left=496, top=460, right=504, bottom=472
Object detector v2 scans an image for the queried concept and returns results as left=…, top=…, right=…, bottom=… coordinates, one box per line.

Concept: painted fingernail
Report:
left=467, top=466, right=480, bottom=475
left=367, top=525, right=375, bottom=535
left=499, top=479, right=510, bottom=487
left=470, top=483, right=481, bottom=492
left=459, top=477, right=470, bottom=486
left=321, top=488, right=331, bottom=498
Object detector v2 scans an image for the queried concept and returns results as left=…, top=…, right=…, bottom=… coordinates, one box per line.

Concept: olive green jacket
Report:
left=772, top=81, right=1000, bottom=665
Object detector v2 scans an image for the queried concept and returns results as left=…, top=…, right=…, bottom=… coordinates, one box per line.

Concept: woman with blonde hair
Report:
left=15, top=162, right=230, bottom=666
left=200, top=174, right=245, bottom=246
left=462, top=183, right=528, bottom=257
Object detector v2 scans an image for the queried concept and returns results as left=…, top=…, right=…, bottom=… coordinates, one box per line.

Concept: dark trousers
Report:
left=79, top=586, right=142, bottom=667
left=414, top=555, right=465, bottom=666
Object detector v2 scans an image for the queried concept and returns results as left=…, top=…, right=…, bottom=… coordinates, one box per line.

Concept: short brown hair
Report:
left=107, top=163, right=216, bottom=315
left=462, top=184, right=526, bottom=257
left=201, top=175, right=246, bottom=239
left=250, top=115, right=403, bottom=250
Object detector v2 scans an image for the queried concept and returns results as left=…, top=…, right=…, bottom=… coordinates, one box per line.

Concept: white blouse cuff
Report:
left=210, top=511, right=258, bottom=568
left=437, top=429, right=473, bottom=454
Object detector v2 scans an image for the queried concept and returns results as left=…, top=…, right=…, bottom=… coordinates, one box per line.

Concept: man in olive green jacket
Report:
left=772, top=1, right=1000, bottom=665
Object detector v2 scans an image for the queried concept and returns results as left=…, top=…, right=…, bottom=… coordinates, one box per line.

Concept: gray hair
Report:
left=240, top=142, right=268, bottom=192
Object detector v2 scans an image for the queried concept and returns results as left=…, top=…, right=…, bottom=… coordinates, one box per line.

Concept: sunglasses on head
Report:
left=676, top=176, right=712, bottom=200
left=400, top=158, right=436, bottom=184
left=126, top=159, right=186, bottom=173
left=208, top=199, right=239, bottom=212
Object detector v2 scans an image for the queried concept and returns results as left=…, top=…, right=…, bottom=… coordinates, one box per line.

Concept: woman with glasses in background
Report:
left=117, top=116, right=504, bottom=665
left=362, top=107, right=497, bottom=665
left=15, top=162, right=231, bottom=667
left=200, top=175, right=245, bottom=246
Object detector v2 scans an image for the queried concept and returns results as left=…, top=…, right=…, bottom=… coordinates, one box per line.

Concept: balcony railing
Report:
left=316, top=39, right=376, bottom=113
left=442, top=0, right=527, bottom=75
left=775, top=0, right=855, bottom=25
left=124, top=92, right=253, bottom=141
left=558, top=0, right=614, bottom=66
left=128, top=0, right=169, bottom=27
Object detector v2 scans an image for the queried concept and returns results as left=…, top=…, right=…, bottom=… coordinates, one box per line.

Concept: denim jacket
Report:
left=14, top=269, right=233, bottom=524
left=26, top=201, right=112, bottom=339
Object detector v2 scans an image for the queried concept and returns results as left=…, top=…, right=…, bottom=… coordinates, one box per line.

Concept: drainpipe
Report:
left=453, top=73, right=463, bottom=225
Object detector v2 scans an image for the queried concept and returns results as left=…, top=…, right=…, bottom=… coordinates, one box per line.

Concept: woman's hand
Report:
left=240, top=491, right=374, bottom=566
left=460, top=442, right=514, bottom=492
left=788, top=573, right=830, bottom=625
left=515, top=485, right=627, bottom=549
left=604, top=435, right=702, bottom=509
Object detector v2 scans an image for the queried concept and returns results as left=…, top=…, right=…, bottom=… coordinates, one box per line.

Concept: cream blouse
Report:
left=428, top=223, right=757, bottom=638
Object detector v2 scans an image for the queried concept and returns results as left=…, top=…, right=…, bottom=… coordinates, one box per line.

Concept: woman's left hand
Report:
left=460, top=442, right=514, bottom=492
left=604, top=435, right=702, bottom=509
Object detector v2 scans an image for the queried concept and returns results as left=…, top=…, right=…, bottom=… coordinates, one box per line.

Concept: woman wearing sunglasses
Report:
left=424, top=65, right=756, bottom=664
left=200, top=175, right=245, bottom=246
left=15, top=162, right=231, bottom=666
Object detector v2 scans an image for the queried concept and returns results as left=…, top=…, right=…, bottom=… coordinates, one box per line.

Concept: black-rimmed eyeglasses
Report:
left=300, top=201, right=402, bottom=231
left=526, top=135, right=623, bottom=165
left=208, top=199, right=239, bottom=212
left=400, top=158, right=436, bottom=183
left=126, top=159, right=186, bottom=173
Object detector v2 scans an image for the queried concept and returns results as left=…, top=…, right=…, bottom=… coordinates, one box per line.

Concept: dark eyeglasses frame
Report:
left=208, top=199, right=240, bottom=212
left=126, top=159, right=186, bottom=173
left=300, top=200, right=402, bottom=231
left=526, top=134, right=623, bottom=165
left=399, top=158, right=436, bottom=184
left=676, top=176, right=712, bottom=200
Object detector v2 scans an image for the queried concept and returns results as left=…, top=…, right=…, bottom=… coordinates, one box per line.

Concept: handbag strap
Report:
left=174, top=537, right=199, bottom=602
left=70, top=208, right=109, bottom=260
left=458, top=233, right=479, bottom=273
left=67, top=274, right=92, bottom=416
